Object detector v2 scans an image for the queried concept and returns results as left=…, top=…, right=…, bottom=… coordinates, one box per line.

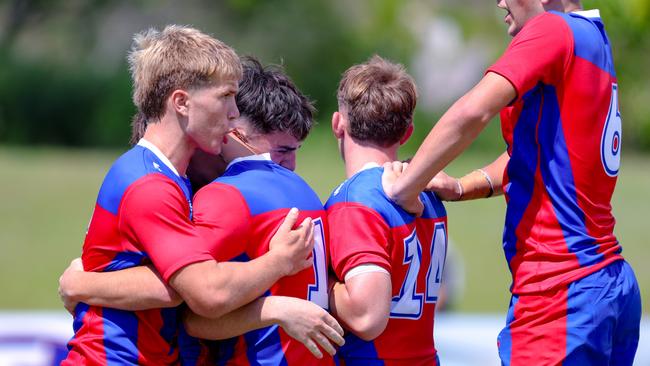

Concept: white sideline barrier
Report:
left=435, top=314, right=650, bottom=365
left=0, top=312, right=648, bottom=365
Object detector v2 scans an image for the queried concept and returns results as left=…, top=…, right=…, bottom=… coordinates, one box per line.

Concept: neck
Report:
left=342, top=136, right=399, bottom=178
left=544, top=0, right=582, bottom=13
left=565, top=3, right=583, bottom=12
left=142, top=116, right=195, bottom=176
left=221, top=130, right=265, bottom=164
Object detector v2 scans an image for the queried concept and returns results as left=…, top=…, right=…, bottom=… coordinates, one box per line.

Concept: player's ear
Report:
left=539, top=0, right=556, bottom=11
left=170, top=89, right=190, bottom=116
left=332, top=112, right=345, bottom=139
left=399, top=124, right=414, bottom=145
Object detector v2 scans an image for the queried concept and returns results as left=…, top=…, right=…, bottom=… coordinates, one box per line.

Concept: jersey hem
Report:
left=511, top=256, right=624, bottom=295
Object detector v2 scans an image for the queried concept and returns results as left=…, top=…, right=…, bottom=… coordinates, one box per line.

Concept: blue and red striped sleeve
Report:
left=327, top=202, right=392, bottom=280
left=192, top=182, right=251, bottom=261
left=118, top=174, right=213, bottom=282
left=488, top=12, right=572, bottom=101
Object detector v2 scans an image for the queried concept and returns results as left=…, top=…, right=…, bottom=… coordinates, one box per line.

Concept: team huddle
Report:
left=57, top=0, right=641, bottom=365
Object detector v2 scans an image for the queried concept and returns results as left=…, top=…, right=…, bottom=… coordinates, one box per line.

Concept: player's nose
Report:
left=228, top=101, right=240, bottom=120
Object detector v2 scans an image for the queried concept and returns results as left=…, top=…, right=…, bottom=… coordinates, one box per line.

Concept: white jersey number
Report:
left=390, top=222, right=447, bottom=319
left=601, top=83, right=622, bottom=177
left=426, top=223, right=448, bottom=302
left=308, top=218, right=329, bottom=309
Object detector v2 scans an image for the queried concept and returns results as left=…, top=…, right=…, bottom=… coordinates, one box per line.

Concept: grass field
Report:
left=1, top=137, right=648, bottom=313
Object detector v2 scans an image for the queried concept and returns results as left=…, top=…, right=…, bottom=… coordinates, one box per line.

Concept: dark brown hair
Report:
left=236, top=57, right=314, bottom=141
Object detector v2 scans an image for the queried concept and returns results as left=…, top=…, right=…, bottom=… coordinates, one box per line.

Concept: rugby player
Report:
left=382, top=1, right=641, bottom=364
left=62, top=26, right=322, bottom=365
left=60, top=56, right=344, bottom=364
left=326, top=56, right=448, bottom=365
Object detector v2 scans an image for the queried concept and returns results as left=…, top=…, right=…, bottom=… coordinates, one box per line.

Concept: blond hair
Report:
left=128, top=25, right=242, bottom=122
left=337, top=55, right=417, bottom=147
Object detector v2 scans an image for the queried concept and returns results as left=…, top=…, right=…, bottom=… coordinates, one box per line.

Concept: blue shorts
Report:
left=498, top=260, right=641, bottom=365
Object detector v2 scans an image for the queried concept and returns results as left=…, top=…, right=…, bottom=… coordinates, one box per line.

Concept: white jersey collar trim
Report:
left=227, top=153, right=272, bottom=170
left=573, top=9, right=600, bottom=19
left=354, top=161, right=381, bottom=175
left=137, top=138, right=181, bottom=177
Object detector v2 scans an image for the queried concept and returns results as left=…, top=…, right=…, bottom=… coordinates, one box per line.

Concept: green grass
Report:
left=0, top=147, right=120, bottom=308
left=1, top=141, right=648, bottom=313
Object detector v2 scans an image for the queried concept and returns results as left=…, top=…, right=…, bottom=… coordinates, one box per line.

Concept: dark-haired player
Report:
left=60, top=57, right=344, bottom=365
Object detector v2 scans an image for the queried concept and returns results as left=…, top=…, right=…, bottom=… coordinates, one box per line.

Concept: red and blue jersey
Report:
left=63, top=140, right=213, bottom=365
left=188, top=154, right=334, bottom=366
left=487, top=10, right=624, bottom=294
left=325, top=165, right=447, bottom=365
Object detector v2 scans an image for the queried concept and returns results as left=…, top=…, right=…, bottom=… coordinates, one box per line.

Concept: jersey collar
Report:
left=226, top=153, right=272, bottom=170
left=137, top=138, right=181, bottom=177
left=354, top=161, right=381, bottom=175
left=572, top=9, right=600, bottom=19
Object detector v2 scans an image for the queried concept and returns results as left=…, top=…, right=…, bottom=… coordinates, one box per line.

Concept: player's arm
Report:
left=169, top=226, right=312, bottom=320
left=120, top=177, right=314, bottom=319
left=327, top=204, right=393, bottom=340
left=169, top=182, right=315, bottom=320
left=184, top=296, right=345, bottom=359
left=425, top=151, right=509, bottom=201
left=58, top=211, right=312, bottom=316
left=329, top=269, right=391, bottom=341
left=385, top=15, right=570, bottom=213
left=58, top=258, right=181, bottom=314
left=383, top=72, right=516, bottom=213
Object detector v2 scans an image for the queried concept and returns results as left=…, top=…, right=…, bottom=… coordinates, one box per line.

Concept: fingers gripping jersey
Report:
left=187, top=156, right=335, bottom=366
left=63, top=143, right=214, bottom=365
left=325, top=167, right=447, bottom=366
left=487, top=11, right=623, bottom=294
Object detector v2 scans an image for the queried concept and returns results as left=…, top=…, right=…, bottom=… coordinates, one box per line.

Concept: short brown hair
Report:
left=337, top=55, right=417, bottom=147
left=128, top=25, right=242, bottom=124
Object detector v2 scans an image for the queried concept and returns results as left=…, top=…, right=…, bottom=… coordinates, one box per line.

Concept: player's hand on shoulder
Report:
left=381, top=161, right=424, bottom=216
left=58, top=257, right=84, bottom=315
left=269, top=207, right=315, bottom=276
left=274, top=297, right=344, bottom=359
left=427, top=170, right=461, bottom=201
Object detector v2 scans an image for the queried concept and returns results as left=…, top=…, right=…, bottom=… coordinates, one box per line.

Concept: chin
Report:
left=508, top=23, right=521, bottom=37
left=207, top=144, right=222, bottom=155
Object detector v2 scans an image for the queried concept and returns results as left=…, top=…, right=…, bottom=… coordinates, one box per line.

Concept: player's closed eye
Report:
left=275, top=146, right=299, bottom=154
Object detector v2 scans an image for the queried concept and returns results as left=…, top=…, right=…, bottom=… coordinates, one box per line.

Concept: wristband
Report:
left=476, top=168, right=494, bottom=198
left=455, top=179, right=464, bottom=201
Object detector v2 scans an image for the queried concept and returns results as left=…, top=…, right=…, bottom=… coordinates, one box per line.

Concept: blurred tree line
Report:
left=0, top=0, right=648, bottom=150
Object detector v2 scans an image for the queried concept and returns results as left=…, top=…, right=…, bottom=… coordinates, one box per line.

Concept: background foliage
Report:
left=1, top=0, right=649, bottom=150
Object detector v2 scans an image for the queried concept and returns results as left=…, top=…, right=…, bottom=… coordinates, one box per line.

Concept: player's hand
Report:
left=382, top=161, right=424, bottom=216
left=275, top=297, right=345, bottom=359
left=58, top=257, right=84, bottom=315
left=426, top=171, right=461, bottom=201
left=269, top=207, right=315, bottom=276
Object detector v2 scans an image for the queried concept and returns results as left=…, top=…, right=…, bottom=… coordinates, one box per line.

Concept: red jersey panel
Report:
left=325, top=166, right=448, bottom=366
left=63, top=143, right=213, bottom=365
left=487, top=11, right=623, bottom=294
left=190, top=156, right=335, bottom=366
